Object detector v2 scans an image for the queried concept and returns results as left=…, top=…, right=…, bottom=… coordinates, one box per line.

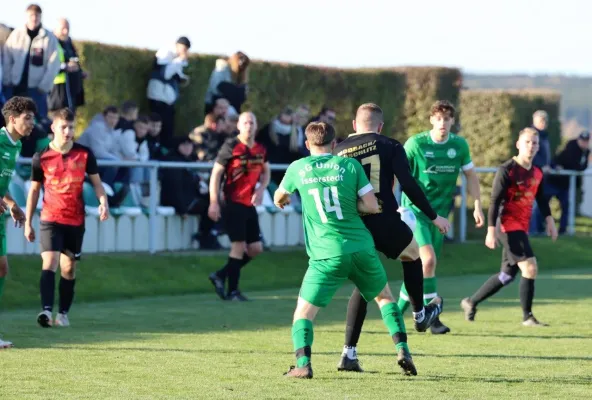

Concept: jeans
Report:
left=130, top=167, right=150, bottom=184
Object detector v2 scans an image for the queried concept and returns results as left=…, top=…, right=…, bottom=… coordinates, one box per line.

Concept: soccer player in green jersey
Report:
left=274, top=122, right=417, bottom=379
left=0, top=96, right=36, bottom=348
left=398, top=100, right=484, bottom=334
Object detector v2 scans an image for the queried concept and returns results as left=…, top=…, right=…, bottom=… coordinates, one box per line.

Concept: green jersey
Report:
left=401, top=131, right=473, bottom=218
left=0, top=127, right=22, bottom=198
left=279, top=154, right=375, bottom=260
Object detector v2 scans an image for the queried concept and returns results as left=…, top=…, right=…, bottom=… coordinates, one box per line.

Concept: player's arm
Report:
left=460, top=139, right=484, bottom=226
left=534, top=172, right=557, bottom=240
left=391, top=144, right=438, bottom=220
left=275, top=164, right=296, bottom=209
left=208, top=162, right=225, bottom=204
left=85, top=149, right=109, bottom=215
left=353, top=159, right=380, bottom=214
left=3, top=192, right=25, bottom=226
left=24, top=153, right=43, bottom=241
left=486, top=166, right=511, bottom=241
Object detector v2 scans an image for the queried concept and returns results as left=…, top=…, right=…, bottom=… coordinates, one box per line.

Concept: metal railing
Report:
left=15, top=158, right=590, bottom=251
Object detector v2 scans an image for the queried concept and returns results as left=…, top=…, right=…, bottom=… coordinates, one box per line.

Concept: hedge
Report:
left=458, top=89, right=562, bottom=208
left=73, top=41, right=461, bottom=140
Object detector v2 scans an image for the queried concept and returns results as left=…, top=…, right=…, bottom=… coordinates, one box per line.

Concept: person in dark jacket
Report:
left=530, top=110, right=552, bottom=234
left=546, top=131, right=590, bottom=234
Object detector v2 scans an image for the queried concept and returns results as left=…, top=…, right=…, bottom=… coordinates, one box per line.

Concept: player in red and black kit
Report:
left=461, top=127, right=557, bottom=327
left=332, top=103, right=449, bottom=372
left=25, top=108, right=109, bottom=328
left=207, top=112, right=270, bottom=301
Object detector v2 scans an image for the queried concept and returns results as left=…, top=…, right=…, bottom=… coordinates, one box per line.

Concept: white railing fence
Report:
left=14, top=158, right=591, bottom=253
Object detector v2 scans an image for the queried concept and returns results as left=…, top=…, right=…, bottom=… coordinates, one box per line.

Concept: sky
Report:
left=2, top=0, right=591, bottom=76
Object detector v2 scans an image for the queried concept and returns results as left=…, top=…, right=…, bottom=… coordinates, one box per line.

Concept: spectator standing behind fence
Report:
left=48, top=18, right=86, bottom=115
left=529, top=110, right=552, bottom=235
left=2, top=4, right=60, bottom=121
left=257, top=106, right=301, bottom=185
left=0, top=23, right=13, bottom=110
left=204, top=52, right=250, bottom=116
left=546, top=131, right=590, bottom=234
left=118, top=115, right=151, bottom=194
left=146, top=36, right=191, bottom=147
left=293, top=104, right=311, bottom=156
left=115, top=100, right=138, bottom=132
left=308, top=105, right=337, bottom=126
left=146, top=112, right=164, bottom=160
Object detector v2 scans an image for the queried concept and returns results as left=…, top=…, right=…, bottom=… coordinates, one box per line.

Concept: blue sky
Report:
left=2, top=0, right=590, bottom=75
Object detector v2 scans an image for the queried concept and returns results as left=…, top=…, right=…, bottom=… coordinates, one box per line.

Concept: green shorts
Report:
left=414, top=214, right=444, bottom=257
left=299, top=248, right=387, bottom=308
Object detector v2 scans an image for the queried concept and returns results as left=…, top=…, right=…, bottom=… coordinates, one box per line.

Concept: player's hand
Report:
left=274, top=195, right=290, bottom=210
left=24, top=224, right=35, bottom=243
left=208, top=202, right=221, bottom=221
left=546, top=218, right=558, bottom=241
left=0, top=198, right=8, bottom=215
left=98, top=204, right=110, bottom=221
left=251, top=187, right=265, bottom=206
left=10, top=205, right=26, bottom=228
left=432, top=216, right=450, bottom=235
left=473, top=207, right=485, bottom=228
left=485, top=228, right=497, bottom=249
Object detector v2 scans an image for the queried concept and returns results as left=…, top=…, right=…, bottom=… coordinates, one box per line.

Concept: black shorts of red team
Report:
left=215, top=137, right=267, bottom=244
left=487, top=158, right=551, bottom=267
left=31, top=143, right=98, bottom=260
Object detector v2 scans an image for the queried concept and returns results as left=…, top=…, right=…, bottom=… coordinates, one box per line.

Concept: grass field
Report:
left=0, top=238, right=591, bottom=399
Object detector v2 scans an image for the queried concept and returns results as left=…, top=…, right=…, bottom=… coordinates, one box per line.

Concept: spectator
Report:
left=146, top=36, right=191, bottom=147
left=115, top=100, right=138, bottom=132
left=204, top=51, right=250, bottom=115
left=118, top=115, right=151, bottom=189
left=546, top=131, right=590, bottom=234
left=257, top=106, right=300, bottom=184
left=77, top=106, right=130, bottom=194
left=308, top=105, right=336, bottom=126
left=2, top=4, right=61, bottom=121
left=293, top=104, right=311, bottom=155
left=212, top=98, right=230, bottom=118
left=529, top=110, right=552, bottom=235
left=223, top=110, right=239, bottom=137
left=48, top=18, right=86, bottom=115
left=0, top=23, right=14, bottom=109
left=191, top=113, right=226, bottom=162
left=146, top=112, right=165, bottom=160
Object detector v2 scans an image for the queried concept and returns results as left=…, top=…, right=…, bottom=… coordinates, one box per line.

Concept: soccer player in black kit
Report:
left=332, top=103, right=450, bottom=372
left=461, top=127, right=557, bottom=326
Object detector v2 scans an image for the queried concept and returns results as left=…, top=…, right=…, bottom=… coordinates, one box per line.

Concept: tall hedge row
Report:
left=459, top=89, right=562, bottom=207
left=74, top=41, right=461, bottom=139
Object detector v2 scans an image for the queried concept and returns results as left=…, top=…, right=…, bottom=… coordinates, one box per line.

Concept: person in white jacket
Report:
left=146, top=36, right=191, bottom=147
left=2, top=4, right=60, bottom=120
left=118, top=115, right=150, bottom=185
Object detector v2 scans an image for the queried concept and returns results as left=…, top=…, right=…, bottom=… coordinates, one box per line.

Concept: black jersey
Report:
left=334, top=132, right=437, bottom=220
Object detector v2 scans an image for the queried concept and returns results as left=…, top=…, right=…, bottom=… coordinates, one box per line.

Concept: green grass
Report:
left=2, top=236, right=591, bottom=310
left=0, top=239, right=591, bottom=399
left=0, top=270, right=591, bottom=399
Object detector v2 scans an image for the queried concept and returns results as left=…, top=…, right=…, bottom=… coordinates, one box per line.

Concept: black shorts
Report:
left=363, top=212, right=413, bottom=260
left=498, top=229, right=534, bottom=269
left=223, top=202, right=262, bottom=244
left=39, top=221, right=85, bottom=261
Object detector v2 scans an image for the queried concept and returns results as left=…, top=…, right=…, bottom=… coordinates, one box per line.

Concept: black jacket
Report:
left=548, top=139, right=590, bottom=190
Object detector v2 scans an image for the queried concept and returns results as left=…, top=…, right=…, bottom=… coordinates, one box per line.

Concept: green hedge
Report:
left=459, top=89, right=562, bottom=208
left=74, top=41, right=460, bottom=140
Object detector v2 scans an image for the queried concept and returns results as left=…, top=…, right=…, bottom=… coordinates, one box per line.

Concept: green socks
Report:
left=423, top=277, right=438, bottom=306
left=397, top=284, right=410, bottom=314
left=292, top=319, right=314, bottom=367
left=380, top=302, right=409, bottom=352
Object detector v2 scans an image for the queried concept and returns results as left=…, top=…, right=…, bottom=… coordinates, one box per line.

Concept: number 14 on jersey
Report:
left=308, top=187, right=343, bottom=222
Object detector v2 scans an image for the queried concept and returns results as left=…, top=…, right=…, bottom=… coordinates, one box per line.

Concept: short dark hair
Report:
left=430, top=100, right=455, bottom=118
left=355, top=103, right=383, bottom=125
left=135, top=115, right=150, bottom=125
left=52, top=108, right=74, bottom=122
left=1, top=96, right=37, bottom=121
left=305, top=122, right=335, bottom=146
left=149, top=112, right=162, bottom=123
left=26, top=4, right=42, bottom=13
left=103, top=105, right=118, bottom=115
left=121, top=100, right=138, bottom=114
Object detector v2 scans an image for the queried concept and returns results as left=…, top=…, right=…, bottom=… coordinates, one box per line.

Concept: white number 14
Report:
left=308, top=187, right=343, bottom=223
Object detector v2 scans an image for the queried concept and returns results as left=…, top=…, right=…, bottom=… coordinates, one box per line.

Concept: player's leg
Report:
left=226, top=206, right=264, bottom=301
left=0, top=233, right=13, bottom=348
left=209, top=202, right=246, bottom=300
left=285, top=255, right=348, bottom=379
left=338, top=286, right=367, bottom=371
left=397, top=217, right=433, bottom=313
left=37, top=222, right=64, bottom=328
left=351, top=249, right=417, bottom=376
left=399, top=237, right=443, bottom=332
left=516, top=237, right=547, bottom=326
left=55, top=224, right=84, bottom=327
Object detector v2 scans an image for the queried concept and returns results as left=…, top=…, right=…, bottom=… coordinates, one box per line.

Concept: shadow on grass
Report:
left=3, top=268, right=591, bottom=350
